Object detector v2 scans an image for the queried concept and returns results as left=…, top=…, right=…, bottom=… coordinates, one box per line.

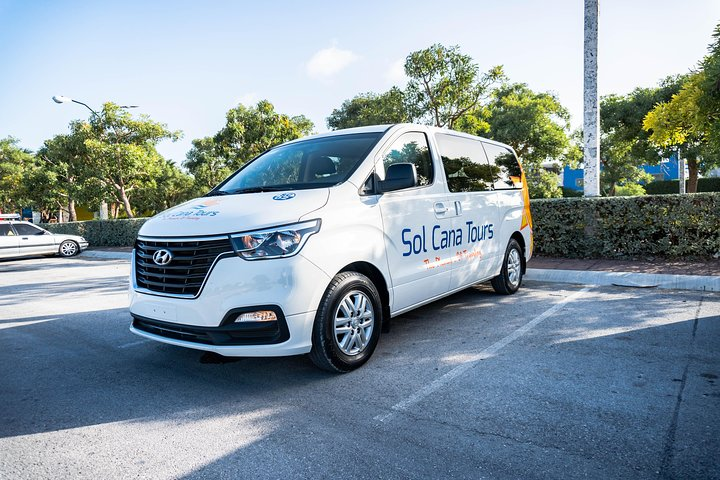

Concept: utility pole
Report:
left=678, top=148, right=686, bottom=194
left=583, top=0, right=600, bottom=197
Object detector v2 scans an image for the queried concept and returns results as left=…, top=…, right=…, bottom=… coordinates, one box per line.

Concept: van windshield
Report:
left=210, top=132, right=383, bottom=195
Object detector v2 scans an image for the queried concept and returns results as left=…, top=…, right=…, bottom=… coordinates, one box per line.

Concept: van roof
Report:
left=283, top=123, right=517, bottom=157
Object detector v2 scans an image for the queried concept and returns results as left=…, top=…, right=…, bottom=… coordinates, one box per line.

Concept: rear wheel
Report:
left=309, top=272, right=382, bottom=373
left=58, top=240, right=79, bottom=257
left=491, top=239, right=523, bottom=295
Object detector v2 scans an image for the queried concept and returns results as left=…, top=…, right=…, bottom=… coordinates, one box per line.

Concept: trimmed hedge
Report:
left=645, top=177, right=720, bottom=195
left=43, top=218, right=148, bottom=247
left=530, top=193, right=720, bottom=258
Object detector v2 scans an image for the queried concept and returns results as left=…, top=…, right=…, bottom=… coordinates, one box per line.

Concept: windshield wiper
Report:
left=204, top=190, right=230, bottom=197
left=225, top=186, right=293, bottom=194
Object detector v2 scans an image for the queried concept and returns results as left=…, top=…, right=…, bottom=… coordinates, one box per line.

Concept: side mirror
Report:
left=378, top=163, right=417, bottom=193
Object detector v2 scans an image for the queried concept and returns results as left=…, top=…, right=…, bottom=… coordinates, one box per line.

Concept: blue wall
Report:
left=563, top=154, right=679, bottom=191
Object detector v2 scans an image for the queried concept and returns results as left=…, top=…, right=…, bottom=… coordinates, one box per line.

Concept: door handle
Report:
left=433, top=202, right=449, bottom=214
left=21, top=237, right=29, bottom=240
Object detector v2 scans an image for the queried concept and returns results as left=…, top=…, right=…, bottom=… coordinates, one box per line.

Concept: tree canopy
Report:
left=644, top=25, right=720, bottom=192
left=185, top=100, right=314, bottom=191
left=327, top=87, right=409, bottom=130
left=404, top=44, right=504, bottom=129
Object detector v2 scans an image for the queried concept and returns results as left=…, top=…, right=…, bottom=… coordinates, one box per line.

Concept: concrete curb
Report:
left=80, top=250, right=132, bottom=260
left=526, top=268, right=719, bottom=292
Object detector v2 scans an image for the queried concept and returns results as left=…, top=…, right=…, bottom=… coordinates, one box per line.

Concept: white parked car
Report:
left=0, top=214, right=89, bottom=259
left=129, top=124, right=534, bottom=372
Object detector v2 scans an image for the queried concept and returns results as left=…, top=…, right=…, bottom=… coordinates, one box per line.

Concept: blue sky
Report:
left=1, top=0, right=718, bottom=164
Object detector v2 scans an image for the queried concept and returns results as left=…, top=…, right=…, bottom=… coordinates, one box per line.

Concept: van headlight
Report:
left=230, top=219, right=320, bottom=260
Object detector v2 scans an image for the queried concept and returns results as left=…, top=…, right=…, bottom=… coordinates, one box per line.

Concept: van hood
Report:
left=138, top=189, right=329, bottom=237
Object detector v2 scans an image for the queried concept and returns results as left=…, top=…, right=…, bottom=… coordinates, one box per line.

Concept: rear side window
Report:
left=483, top=142, right=522, bottom=190
left=13, top=223, right=43, bottom=235
left=380, top=132, right=433, bottom=187
left=435, top=134, right=494, bottom=192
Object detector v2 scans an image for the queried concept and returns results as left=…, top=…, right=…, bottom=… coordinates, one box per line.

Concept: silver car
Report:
left=0, top=215, right=89, bottom=259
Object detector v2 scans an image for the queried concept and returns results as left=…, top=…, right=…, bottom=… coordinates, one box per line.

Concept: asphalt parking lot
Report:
left=0, top=255, right=718, bottom=479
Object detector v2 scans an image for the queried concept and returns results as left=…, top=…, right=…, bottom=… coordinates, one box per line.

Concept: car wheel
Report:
left=491, top=239, right=523, bottom=295
left=309, top=271, right=383, bottom=373
left=58, top=240, right=79, bottom=257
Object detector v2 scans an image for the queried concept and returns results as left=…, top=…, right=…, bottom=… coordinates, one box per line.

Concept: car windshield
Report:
left=210, top=132, right=383, bottom=195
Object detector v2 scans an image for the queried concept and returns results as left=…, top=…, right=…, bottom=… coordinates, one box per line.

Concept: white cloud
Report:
left=385, top=59, right=406, bottom=84
left=305, top=45, right=359, bottom=80
left=235, top=92, right=259, bottom=106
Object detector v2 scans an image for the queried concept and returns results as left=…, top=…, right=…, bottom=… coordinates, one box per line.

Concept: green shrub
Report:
left=645, top=177, right=720, bottom=194
left=43, top=218, right=148, bottom=247
left=530, top=193, right=720, bottom=258
left=614, top=183, right=646, bottom=196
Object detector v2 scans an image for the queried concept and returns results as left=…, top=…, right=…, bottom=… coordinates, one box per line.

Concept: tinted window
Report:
left=435, top=134, right=494, bottom=192
left=483, top=142, right=522, bottom=190
left=380, top=132, right=433, bottom=187
left=13, top=223, right=43, bottom=235
left=0, top=224, right=13, bottom=236
left=217, top=133, right=383, bottom=194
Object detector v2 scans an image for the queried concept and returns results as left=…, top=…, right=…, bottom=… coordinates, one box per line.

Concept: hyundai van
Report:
left=129, top=124, right=533, bottom=372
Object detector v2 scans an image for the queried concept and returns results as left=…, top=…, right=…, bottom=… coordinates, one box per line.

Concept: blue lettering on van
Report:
left=401, top=221, right=493, bottom=256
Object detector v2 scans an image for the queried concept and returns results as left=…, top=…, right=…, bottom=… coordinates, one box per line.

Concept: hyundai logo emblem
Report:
left=152, top=249, right=173, bottom=266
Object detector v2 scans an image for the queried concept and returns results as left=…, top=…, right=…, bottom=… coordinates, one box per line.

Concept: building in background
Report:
left=561, top=154, right=681, bottom=192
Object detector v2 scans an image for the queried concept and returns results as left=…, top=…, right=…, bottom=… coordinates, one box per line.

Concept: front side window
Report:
left=214, top=132, right=383, bottom=195
left=380, top=132, right=433, bottom=187
left=435, top=134, right=494, bottom=192
left=0, top=224, right=13, bottom=236
left=483, top=142, right=522, bottom=190
left=13, top=223, right=44, bottom=235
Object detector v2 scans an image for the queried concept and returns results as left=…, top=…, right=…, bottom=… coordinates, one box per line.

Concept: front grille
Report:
left=134, top=237, right=233, bottom=297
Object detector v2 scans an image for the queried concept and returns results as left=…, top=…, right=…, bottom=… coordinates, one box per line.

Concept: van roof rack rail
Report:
left=0, top=213, right=21, bottom=219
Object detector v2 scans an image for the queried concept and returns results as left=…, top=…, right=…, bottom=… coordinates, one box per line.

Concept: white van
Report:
left=129, top=124, right=533, bottom=372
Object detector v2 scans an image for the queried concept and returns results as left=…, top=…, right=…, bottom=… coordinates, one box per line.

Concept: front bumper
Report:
left=129, top=250, right=331, bottom=356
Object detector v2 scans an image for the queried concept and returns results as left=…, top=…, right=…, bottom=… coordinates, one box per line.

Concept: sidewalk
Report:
left=80, top=248, right=719, bottom=292
left=527, top=256, right=719, bottom=292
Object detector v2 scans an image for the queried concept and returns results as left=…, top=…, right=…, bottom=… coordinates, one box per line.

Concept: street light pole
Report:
left=52, top=95, right=138, bottom=220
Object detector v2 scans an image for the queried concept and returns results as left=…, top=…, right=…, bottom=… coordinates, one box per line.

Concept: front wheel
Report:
left=491, top=239, right=523, bottom=295
left=58, top=240, right=79, bottom=257
left=309, top=272, right=383, bottom=373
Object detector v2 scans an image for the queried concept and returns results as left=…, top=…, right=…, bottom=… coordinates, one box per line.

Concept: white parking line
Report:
left=374, top=286, right=594, bottom=423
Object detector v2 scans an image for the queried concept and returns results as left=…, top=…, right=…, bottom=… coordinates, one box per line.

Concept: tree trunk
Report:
left=687, top=157, right=699, bottom=193
left=68, top=198, right=77, bottom=222
left=119, top=186, right=134, bottom=218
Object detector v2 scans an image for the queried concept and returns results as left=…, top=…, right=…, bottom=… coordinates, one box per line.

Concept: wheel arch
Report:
left=510, top=231, right=526, bottom=274
left=338, top=261, right=391, bottom=332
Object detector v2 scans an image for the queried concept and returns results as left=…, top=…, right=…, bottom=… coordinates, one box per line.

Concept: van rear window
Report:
left=483, top=143, right=522, bottom=190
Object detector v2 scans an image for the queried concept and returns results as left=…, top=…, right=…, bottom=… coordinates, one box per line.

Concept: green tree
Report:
left=132, top=159, right=195, bottom=215
left=327, top=87, right=410, bottom=129
left=0, top=137, right=34, bottom=213
left=184, top=100, right=314, bottom=191
left=404, top=44, right=504, bottom=128
left=78, top=102, right=181, bottom=217
left=644, top=26, right=720, bottom=192
left=600, top=76, right=683, bottom=195
left=482, top=83, right=580, bottom=198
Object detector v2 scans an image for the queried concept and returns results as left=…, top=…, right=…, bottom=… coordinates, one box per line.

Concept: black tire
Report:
left=309, top=271, right=383, bottom=373
left=491, top=239, right=523, bottom=295
left=58, top=240, right=80, bottom=257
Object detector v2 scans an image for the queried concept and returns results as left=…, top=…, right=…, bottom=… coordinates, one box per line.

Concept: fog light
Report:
left=235, top=310, right=277, bottom=323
